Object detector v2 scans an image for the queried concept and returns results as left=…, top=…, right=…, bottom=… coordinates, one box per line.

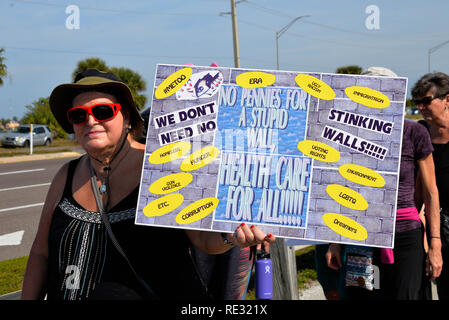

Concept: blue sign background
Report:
left=213, top=85, right=311, bottom=227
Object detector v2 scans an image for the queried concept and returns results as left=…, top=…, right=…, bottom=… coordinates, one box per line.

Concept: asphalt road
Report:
left=0, top=156, right=80, bottom=261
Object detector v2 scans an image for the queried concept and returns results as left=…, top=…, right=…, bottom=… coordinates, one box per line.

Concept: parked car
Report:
left=1, top=124, right=53, bottom=147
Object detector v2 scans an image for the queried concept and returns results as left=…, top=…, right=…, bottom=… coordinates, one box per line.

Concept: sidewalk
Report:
left=0, top=150, right=83, bottom=164
left=298, top=281, right=326, bottom=300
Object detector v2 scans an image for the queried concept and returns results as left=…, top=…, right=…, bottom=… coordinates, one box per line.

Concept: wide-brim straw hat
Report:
left=49, top=68, right=143, bottom=134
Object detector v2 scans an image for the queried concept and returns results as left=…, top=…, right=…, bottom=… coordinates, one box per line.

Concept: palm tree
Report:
left=72, top=57, right=108, bottom=81
left=0, top=48, right=7, bottom=86
left=109, top=66, right=147, bottom=110
left=71, top=57, right=148, bottom=110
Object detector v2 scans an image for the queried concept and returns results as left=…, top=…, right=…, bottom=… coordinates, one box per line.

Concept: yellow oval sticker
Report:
left=345, top=86, right=390, bottom=109
left=155, top=67, right=192, bottom=99
left=149, top=172, right=193, bottom=195
left=148, top=141, right=191, bottom=165
left=175, top=197, right=219, bottom=225
left=142, top=193, right=184, bottom=217
left=326, top=184, right=369, bottom=211
left=295, top=74, right=336, bottom=100
left=339, top=164, right=385, bottom=187
left=180, top=146, right=219, bottom=172
left=235, top=71, right=276, bottom=89
left=297, top=140, right=340, bottom=163
left=323, top=213, right=368, bottom=241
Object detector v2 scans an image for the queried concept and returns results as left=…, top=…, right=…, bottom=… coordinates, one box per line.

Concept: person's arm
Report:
left=21, top=163, right=69, bottom=299
left=326, top=243, right=343, bottom=270
left=185, top=223, right=275, bottom=255
left=417, top=153, right=443, bottom=280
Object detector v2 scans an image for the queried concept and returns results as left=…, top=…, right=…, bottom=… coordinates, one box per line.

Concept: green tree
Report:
left=21, top=97, right=67, bottom=138
left=72, top=57, right=108, bottom=80
left=336, top=65, right=363, bottom=75
left=406, top=98, right=414, bottom=107
left=109, top=66, right=147, bottom=109
left=72, top=57, right=147, bottom=110
left=0, top=48, right=7, bottom=86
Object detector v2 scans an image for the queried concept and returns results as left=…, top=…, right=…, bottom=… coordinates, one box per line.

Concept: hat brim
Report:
left=50, top=79, right=143, bottom=134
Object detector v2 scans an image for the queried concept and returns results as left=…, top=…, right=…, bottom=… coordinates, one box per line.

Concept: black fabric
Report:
left=418, top=120, right=449, bottom=211
left=418, top=120, right=449, bottom=299
left=436, top=246, right=449, bottom=300
left=436, top=209, right=449, bottom=300
left=432, top=142, right=449, bottom=210
left=74, top=69, right=121, bottom=83
left=378, top=227, right=428, bottom=300
left=46, top=158, right=210, bottom=300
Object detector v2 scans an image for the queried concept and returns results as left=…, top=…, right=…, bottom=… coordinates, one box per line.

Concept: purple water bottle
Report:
left=255, top=248, right=273, bottom=299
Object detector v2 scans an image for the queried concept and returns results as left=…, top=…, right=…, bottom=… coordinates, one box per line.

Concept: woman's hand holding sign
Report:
left=185, top=224, right=275, bottom=254
left=227, top=223, right=275, bottom=252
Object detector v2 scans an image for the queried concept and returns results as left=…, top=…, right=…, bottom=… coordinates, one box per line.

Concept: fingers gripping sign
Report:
left=227, top=223, right=275, bottom=250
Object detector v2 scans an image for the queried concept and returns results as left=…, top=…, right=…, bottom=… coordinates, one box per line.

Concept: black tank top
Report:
left=418, top=120, right=449, bottom=210
left=46, top=157, right=209, bottom=300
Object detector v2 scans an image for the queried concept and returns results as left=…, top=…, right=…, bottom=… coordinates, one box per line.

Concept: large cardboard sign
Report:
left=136, top=64, right=407, bottom=248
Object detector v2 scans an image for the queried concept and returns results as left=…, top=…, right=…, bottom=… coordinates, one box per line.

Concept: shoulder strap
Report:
left=88, top=160, right=158, bottom=300
left=62, top=157, right=82, bottom=197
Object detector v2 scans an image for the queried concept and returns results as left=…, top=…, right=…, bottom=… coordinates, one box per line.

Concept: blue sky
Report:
left=1, top=0, right=449, bottom=120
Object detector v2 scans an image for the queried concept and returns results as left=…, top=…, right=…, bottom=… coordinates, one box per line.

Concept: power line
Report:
left=243, top=0, right=292, bottom=18
left=244, top=0, right=378, bottom=37
left=3, top=45, right=229, bottom=59
left=301, top=20, right=378, bottom=37
left=2, top=45, right=275, bottom=65
left=238, top=20, right=380, bottom=49
left=7, top=0, right=217, bottom=16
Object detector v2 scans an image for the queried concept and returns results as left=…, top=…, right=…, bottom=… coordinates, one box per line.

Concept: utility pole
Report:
left=230, top=0, right=240, bottom=68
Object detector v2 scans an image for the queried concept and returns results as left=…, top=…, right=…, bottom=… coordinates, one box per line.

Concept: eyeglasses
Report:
left=413, top=92, right=449, bottom=107
left=67, top=103, right=122, bottom=125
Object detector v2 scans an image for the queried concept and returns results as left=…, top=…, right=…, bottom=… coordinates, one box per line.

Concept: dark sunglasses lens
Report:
left=92, top=104, right=115, bottom=121
left=68, top=108, right=87, bottom=124
left=413, top=97, right=432, bottom=106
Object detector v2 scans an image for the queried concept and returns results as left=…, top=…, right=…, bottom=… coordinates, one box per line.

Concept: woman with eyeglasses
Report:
left=21, top=69, right=275, bottom=300
left=412, top=72, right=449, bottom=300
left=325, top=67, right=442, bottom=300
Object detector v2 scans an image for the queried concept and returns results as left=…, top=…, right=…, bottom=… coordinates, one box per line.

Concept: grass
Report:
left=0, top=138, right=79, bottom=157
left=1, top=248, right=318, bottom=298
left=0, top=256, right=28, bottom=296
left=295, top=245, right=318, bottom=290
left=406, top=114, right=423, bottom=121
left=245, top=245, right=317, bottom=300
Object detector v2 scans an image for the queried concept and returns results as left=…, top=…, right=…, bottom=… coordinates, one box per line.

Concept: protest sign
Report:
left=136, top=64, right=407, bottom=248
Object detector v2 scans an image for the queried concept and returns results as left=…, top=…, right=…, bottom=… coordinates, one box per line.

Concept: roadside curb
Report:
left=0, top=290, right=21, bottom=300
left=0, top=152, right=83, bottom=164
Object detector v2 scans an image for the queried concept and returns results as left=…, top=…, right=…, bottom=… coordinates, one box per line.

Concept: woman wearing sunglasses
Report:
left=325, top=67, right=442, bottom=300
left=412, top=72, right=449, bottom=300
left=21, top=68, right=275, bottom=300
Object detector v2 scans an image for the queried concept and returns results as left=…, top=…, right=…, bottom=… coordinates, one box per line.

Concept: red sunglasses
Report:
left=67, top=103, right=122, bottom=125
